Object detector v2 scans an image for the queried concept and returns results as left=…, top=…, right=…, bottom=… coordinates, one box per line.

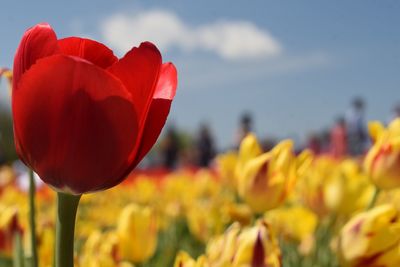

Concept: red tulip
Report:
left=12, top=23, right=177, bottom=194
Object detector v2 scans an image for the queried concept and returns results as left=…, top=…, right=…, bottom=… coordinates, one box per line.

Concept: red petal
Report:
left=13, top=23, right=59, bottom=90
left=13, top=55, right=138, bottom=194
left=154, top=63, right=178, bottom=100
left=133, top=99, right=172, bottom=166
left=132, top=63, right=178, bottom=166
left=58, top=37, right=118, bottom=68
left=103, top=62, right=177, bottom=188
left=252, top=232, right=266, bottom=267
left=108, top=42, right=161, bottom=128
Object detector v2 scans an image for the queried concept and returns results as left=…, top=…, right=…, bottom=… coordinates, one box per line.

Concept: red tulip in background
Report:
left=12, top=23, right=177, bottom=194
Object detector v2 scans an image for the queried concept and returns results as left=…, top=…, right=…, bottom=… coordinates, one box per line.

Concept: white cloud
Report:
left=100, top=9, right=282, bottom=60
left=176, top=52, right=332, bottom=91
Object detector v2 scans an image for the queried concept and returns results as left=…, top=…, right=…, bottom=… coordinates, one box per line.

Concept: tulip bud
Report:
left=296, top=155, right=337, bottom=217
left=0, top=166, right=15, bottom=189
left=174, top=251, right=209, bottom=267
left=364, top=119, right=400, bottom=190
left=324, top=159, right=374, bottom=215
left=222, top=203, right=253, bottom=226
left=264, top=205, right=318, bottom=245
left=182, top=171, right=226, bottom=242
left=206, top=222, right=241, bottom=265
left=116, top=203, right=158, bottom=263
left=37, top=223, right=55, bottom=267
left=186, top=201, right=224, bottom=243
left=174, top=251, right=196, bottom=267
left=338, top=204, right=400, bottom=266
left=235, top=134, right=263, bottom=181
left=216, top=151, right=238, bottom=188
left=206, top=220, right=282, bottom=267
left=234, top=221, right=281, bottom=267
left=236, top=136, right=300, bottom=212
left=79, top=230, right=119, bottom=267
left=0, top=205, right=21, bottom=256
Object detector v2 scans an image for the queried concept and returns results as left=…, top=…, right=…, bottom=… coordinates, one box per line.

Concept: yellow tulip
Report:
left=79, top=230, right=120, bottom=267
left=222, top=203, right=253, bottom=226
left=236, top=134, right=309, bottom=213
left=161, top=172, right=193, bottom=219
left=174, top=169, right=232, bottom=242
left=324, top=159, right=374, bottom=215
left=264, top=205, right=318, bottom=244
left=174, top=251, right=196, bottom=267
left=378, top=188, right=400, bottom=211
left=233, top=221, right=281, bottom=267
left=173, top=251, right=209, bottom=267
left=216, top=151, right=238, bottom=188
left=0, top=205, right=19, bottom=256
left=338, top=204, right=400, bottom=267
left=206, top=222, right=242, bottom=266
left=37, top=224, right=55, bottom=267
left=117, top=203, right=158, bottom=263
left=130, top=175, right=159, bottom=205
left=296, top=156, right=336, bottom=217
left=186, top=200, right=224, bottom=242
left=206, top=220, right=281, bottom=267
left=364, top=119, right=400, bottom=189
left=0, top=166, right=15, bottom=187
left=235, top=133, right=263, bottom=182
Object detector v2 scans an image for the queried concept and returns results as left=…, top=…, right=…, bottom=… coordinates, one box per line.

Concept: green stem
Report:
left=55, top=192, right=81, bottom=267
left=28, top=170, right=38, bottom=267
left=13, top=232, right=24, bottom=267
left=367, top=187, right=381, bottom=210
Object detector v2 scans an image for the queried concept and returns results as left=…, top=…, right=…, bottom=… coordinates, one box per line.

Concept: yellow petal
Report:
left=368, top=121, right=385, bottom=142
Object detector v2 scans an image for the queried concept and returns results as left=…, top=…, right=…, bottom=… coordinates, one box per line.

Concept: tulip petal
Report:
left=368, top=121, right=384, bottom=143
left=13, top=55, right=138, bottom=194
left=153, top=62, right=178, bottom=100
left=134, top=99, right=172, bottom=165
left=133, top=63, right=178, bottom=166
left=102, top=101, right=172, bottom=190
left=58, top=37, right=118, bottom=68
left=13, top=23, right=59, bottom=89
left=108, top=42, right=161, bottom=138
left=252, top=232, right=265, bottom=267
left=104, top=63, right=176, bottom=189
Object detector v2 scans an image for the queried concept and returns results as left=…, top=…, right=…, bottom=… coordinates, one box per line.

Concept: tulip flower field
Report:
left=2, top=23, right=400, bottom=267
left=1, top=123, right=400, bottom=266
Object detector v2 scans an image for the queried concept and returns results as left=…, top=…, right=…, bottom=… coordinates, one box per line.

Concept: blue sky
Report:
left=1, top=1, right=400, bottom=148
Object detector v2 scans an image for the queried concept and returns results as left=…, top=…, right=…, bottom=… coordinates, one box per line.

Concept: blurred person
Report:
left=306, top=132, right=321, bottom=155
left=196, top=123, right=216, bottom=167
left=160, top=126, right=180, bottom=170
left=330, top=116, right=347, bottom=158
left=319, top=129, right=331, bottom=154
left=180, top=145, right=197, bottom=169
left=234, top=112, right=253, bottom=148
left=345, top=97, right=367, bottom=156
